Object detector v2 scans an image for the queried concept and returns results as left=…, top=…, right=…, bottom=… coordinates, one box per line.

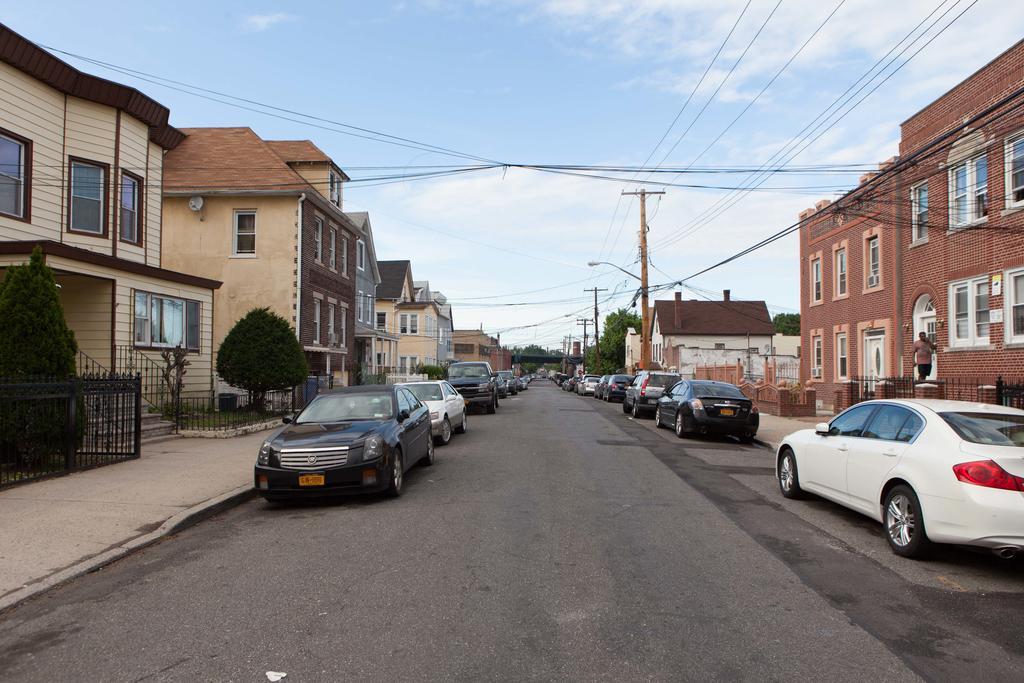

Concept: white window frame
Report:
left=69, top=160, right=105, bottom=234
left=329, top=228, right=337, bottom=269
left=866, top=236, right=880, bottom=289
left=835, top=332, right=848, bottom=379
left=357, top=239, right=366, bottom=271
left=314, top=217, right=323, bottom=262
left=1006, top=132, right=1024, bottom=210
left=376, top=311, right=387, bottom=331
left=1005, top=267, right=1024, bottom=345
left=133, top=291, right=200, bottom=350
left=949, top=276, right=990, bottom=347
left=0, top=132, right=27, bottom=219
left=313, top=299, right=322, bottom=344
left=340, top=308, right=346, bottom=347
left=811, top=258, right=822, bottom=303
left=948, top=154, right=988, bottom=229
left=233, top=210, right=256, bottom=256
left=119, top=172, right=140, bottom=244
left=328, top=303, right=336, bottom=345
left=911, top=181, right=928, bottom=242
left=835, top=248, right=847, bottom=297
left=329, top=170, right=341, bottom=206
left=409, top=313, right=419, bottom=335
left=357, top=290, right=364, bottom=322
left=811, top=336, right=823, bottom=378
left=341, top=236, right=349, bottom=275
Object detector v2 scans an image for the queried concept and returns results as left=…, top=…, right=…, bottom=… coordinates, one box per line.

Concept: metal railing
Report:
left=0, top=375, right=141, bottom=489
left=173, top=388, right=297, bottom=432
left=115, top=345, right=170, bottom=407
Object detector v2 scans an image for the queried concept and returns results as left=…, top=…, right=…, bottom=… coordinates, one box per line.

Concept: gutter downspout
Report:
left=295, top=193, right=306, bottom=341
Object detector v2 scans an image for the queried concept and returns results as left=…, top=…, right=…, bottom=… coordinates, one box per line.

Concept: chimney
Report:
left=674, top=291, right=682, bottom=303
left=723, top=289, right=731, bottom=302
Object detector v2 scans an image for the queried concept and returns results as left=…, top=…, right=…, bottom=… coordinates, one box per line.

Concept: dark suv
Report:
left=447, top=362, right=499, bottom=414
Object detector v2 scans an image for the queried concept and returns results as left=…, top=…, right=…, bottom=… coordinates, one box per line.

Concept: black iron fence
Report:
left=996, top=377, right=1024, bottom=409
left=0, top=375, right=141, bottom=489
left=165, top=376, right=334, bottom=433
left=844, top=376, right=1018, bottom=407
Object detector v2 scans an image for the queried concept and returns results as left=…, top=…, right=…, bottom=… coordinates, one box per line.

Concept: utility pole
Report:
left=576, top=319, right=589, bottom=372
left=622, top=189, right=665, bottom=370
left=585, top=287, right=607, bottom=371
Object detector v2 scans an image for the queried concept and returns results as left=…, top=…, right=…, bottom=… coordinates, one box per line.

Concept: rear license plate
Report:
left=720, top=408, right=736, bottom=416
left=298, top=474, right=325, bottom=487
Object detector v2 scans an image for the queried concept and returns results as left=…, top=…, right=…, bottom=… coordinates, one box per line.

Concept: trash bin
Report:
left=218, top=393, right=238, bottom=411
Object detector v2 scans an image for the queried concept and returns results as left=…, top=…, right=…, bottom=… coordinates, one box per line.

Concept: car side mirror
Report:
left=815, top=422, right=830, bottom=436
left=398, top=409, right=410, bottom=422
left=282, top=416, right=292, bottom=424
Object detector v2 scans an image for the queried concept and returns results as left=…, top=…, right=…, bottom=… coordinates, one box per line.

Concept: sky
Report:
left=6, top=0, right=1024, bottom=349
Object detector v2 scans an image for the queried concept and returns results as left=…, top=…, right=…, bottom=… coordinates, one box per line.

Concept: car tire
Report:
left=385, top=448, right=404, bottom=497
left=631, top=399, right=641, bottom=419
left=655, top=405, right=664, bottom=428
left=777, top=448, right=804, bottom=500
left=675, top=411, right=688, bottom=438
left=420, top=436, right=436, bottom=467
left=622, top=397, right=631, bottom=414
left=455, top=412, right=468, bottom=434
left=883, top=485, right=932, bottom=559
left=487, top=394, right=497, bottom=414
left=435, top=417, right=452, bottom=446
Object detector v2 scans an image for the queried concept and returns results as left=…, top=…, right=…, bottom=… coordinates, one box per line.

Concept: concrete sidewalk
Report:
left=0, top=430, right=271, bottom=611
left=756, top=413, right=824, bottom=451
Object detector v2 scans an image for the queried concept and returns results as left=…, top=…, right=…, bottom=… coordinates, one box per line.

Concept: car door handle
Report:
left=882, top=449, right=898, bottom=457
left=836, top=444, right=849, bottom=452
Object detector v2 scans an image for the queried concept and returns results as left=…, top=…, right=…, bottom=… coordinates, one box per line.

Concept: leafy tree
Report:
left=773, top=313, right=800, bottom=336
left=217, top=308, right=307, bottom=408
left=585, top=308, right=641, bottom=375
left=0, top=246, right=77, bottom=378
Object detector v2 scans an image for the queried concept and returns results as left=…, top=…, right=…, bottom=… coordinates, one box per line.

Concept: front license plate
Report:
left=720, top=408, right=736, bottom=416
left=298, top=474, right=325, bottom=487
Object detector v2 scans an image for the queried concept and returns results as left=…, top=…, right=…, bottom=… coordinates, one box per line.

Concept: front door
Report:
left=864, top=332, right=885, bottom=381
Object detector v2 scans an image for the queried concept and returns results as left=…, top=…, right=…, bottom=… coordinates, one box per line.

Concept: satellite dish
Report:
left=188, top=196, right=204, bottom=212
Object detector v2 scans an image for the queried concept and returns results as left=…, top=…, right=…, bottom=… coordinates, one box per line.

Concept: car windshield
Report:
left=692, top=383, right=746, bottom=399
left=612, top=375, right=632, bottom=382
left=449, top=365, right=489, bottom=379
left=498, top=371, right=513, bottom=379
left=584, top=375, right=599, bottom=381
left=647, top=374, right=681, bottom=388
left=940, top=411, right=1024, bottom=447
left=406, top=384, right=443, bottom=402
left=296, top=393, right=393, bottom=423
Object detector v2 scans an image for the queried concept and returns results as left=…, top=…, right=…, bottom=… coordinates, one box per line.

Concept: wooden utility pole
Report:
left=622, top=189, right=665, bottom=370
left=584, top=287, right=607, bottom=371
left=576, top=319, right=589, bottom=372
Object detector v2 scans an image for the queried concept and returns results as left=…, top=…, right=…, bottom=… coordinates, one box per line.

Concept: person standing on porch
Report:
left=913, top=332, right=937, bottom=381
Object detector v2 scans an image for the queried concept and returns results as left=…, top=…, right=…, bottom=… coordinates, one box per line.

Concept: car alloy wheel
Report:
left=632, top=400, right=640, bottom=418
left=887, top=493, right=914, bottom=548
left=778, top=452, right=796, bottom=496
left=422, top=436, right=435, bottom=466
left=455, top=412, right=468, bottom=434
left=387, top=449, right=404, bottom=497
left=437, top=417, right=451, bottom=446
left=675, top=412, right=685, bottom=438
left=655, top=406, right=662, bottom=427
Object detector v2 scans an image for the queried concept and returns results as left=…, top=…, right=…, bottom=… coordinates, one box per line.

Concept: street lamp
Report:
left=587, top=261, right=651, bottom=372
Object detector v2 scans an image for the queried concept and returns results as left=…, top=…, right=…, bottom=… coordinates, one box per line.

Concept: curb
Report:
left=0, top=485, right=255, bottom=615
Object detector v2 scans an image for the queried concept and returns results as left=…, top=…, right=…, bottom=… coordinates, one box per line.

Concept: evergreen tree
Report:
left=0, top=247, right=77, bottom=378
left=217, top=308, right=308, bottom=407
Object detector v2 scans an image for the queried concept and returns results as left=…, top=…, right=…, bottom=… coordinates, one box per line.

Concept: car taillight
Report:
left=952, top=460, right=1024, bottom=492
left=640, top=377, right=649, bottom=396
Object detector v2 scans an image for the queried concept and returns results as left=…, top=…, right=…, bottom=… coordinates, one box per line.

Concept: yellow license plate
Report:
left=720, top=408, right=736, bottom=416
left=298, top=474, right=325, bottom=487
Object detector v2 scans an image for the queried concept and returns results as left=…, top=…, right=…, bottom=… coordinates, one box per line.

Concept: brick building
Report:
left=799, top=40, right=1024, bottom=411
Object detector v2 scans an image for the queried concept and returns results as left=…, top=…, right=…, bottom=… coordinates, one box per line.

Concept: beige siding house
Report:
left=0, top=24, right=220, bottom=395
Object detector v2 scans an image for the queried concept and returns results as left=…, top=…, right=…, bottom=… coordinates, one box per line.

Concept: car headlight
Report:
left=257, top=441, right=275, bottom=466
left=689, top=399, right=704, bottom=411
left=363, top=434, right=384, bottom=461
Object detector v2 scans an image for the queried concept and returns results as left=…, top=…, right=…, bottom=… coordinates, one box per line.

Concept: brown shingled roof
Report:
left=654, top=298, right=773, bottom=336
left=163, top=127, right=312, bottom=194
left=266, top=140, right=331, bottom=163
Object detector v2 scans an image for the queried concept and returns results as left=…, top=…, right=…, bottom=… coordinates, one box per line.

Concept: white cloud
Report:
left=242, top=13, right=296, bottom=32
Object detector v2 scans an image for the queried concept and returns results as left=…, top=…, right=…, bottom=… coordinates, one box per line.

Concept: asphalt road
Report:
left=2, top=383, right=1024, bottom=681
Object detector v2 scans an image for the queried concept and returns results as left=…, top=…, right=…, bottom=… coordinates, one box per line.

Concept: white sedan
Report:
left=401, top=381, right=468, bottom=446
left=776, top=399, right=1024, bottom=559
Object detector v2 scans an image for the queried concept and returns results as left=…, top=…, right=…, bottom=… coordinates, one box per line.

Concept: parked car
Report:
left=777, top=399, right=1024, bottom=560
left=594, top=375, right=611, bottom=400
left=603, top=374, right=633, bottom=403
left=254, top=385, right=433, bottom=500
left=497, top=370, right=518, bottom=396
left=565, top=377, right=579, bottom=392
left=623, top=371, right=682, bottom=418
left=577, top=374, right=601, bottom=396
left=655, top=380, right=758, bottom=442
left=447, top=361, right=499, bottom=414
left=401, top=380, right=468, bottom=445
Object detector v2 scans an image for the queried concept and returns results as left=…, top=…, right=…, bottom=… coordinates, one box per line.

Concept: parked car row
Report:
left=255, top=361, right=531, bottom=501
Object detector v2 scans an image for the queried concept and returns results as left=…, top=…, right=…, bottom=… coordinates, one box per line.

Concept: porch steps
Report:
left=141, top=412, right=177, bottom=443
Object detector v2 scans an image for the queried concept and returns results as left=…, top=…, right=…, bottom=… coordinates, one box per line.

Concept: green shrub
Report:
left=418, top=364, right=445, bottom=380
left=216, top=308, right=307, bottom=409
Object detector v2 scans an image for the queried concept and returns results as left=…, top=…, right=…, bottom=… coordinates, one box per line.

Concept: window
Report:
left=329, top=170, right=341, bottom=206
left=357, top=239, right=366, bottom=271
left=376, top=312, right=387, bottom=331
left=233, top=211, right=256, bottom=255
left=341, top=236, right=349, bottom=275
left=120, top=172, right=140, bottom=243
left=400, top=314, right=408, bottom=335
left=329, top=229, right=337, bottom=268
left=714, top=342, right=725, bottom=350
left=950, top=277, right=990, bottom=346
left=811, top=258, right=822, bottom=302
left=357, top=291, right=364, bottom=322
left=1007, top=134, right=1024, bottom=208
left=314, top=217, right=323, bottom=262
left=911, top=182, right=928, bottom=241
left=835, top=248, right=847, bottom=297
left=364, top=293, right=373, bottom=322
left=410, top=314, right=419, bottom=335
left=949, top=154, right=987, bottom=228
left=313, top=299, right=321, bottom=344
left=133, top=291, right=200, bottom=350
left=812, top=336, right=822, bottom=378
left=327, top=303, right=336, bottom=345
left=339, top=307, right=346, bottom=346
left=0, top=131, right=28, bottom=219
left=829, top=404, right=876, bottom=438
left=836, top=332, right=848, bottom=379
left=69, top=160, right=105, bottom=234
left=1007, top=269, right=1024, bottom=343
left=866, top=236, right=880, bottom=289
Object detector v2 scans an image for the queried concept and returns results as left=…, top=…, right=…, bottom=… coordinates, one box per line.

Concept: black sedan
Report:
left=654, top=380, right=759, bottom=442
left=254, top=385, right=434, bottom=500
left=603, top=374, right=633, bottom=403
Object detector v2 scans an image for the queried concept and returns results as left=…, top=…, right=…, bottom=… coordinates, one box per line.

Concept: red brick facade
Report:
left=800, top=40, right=1024, bottom=411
